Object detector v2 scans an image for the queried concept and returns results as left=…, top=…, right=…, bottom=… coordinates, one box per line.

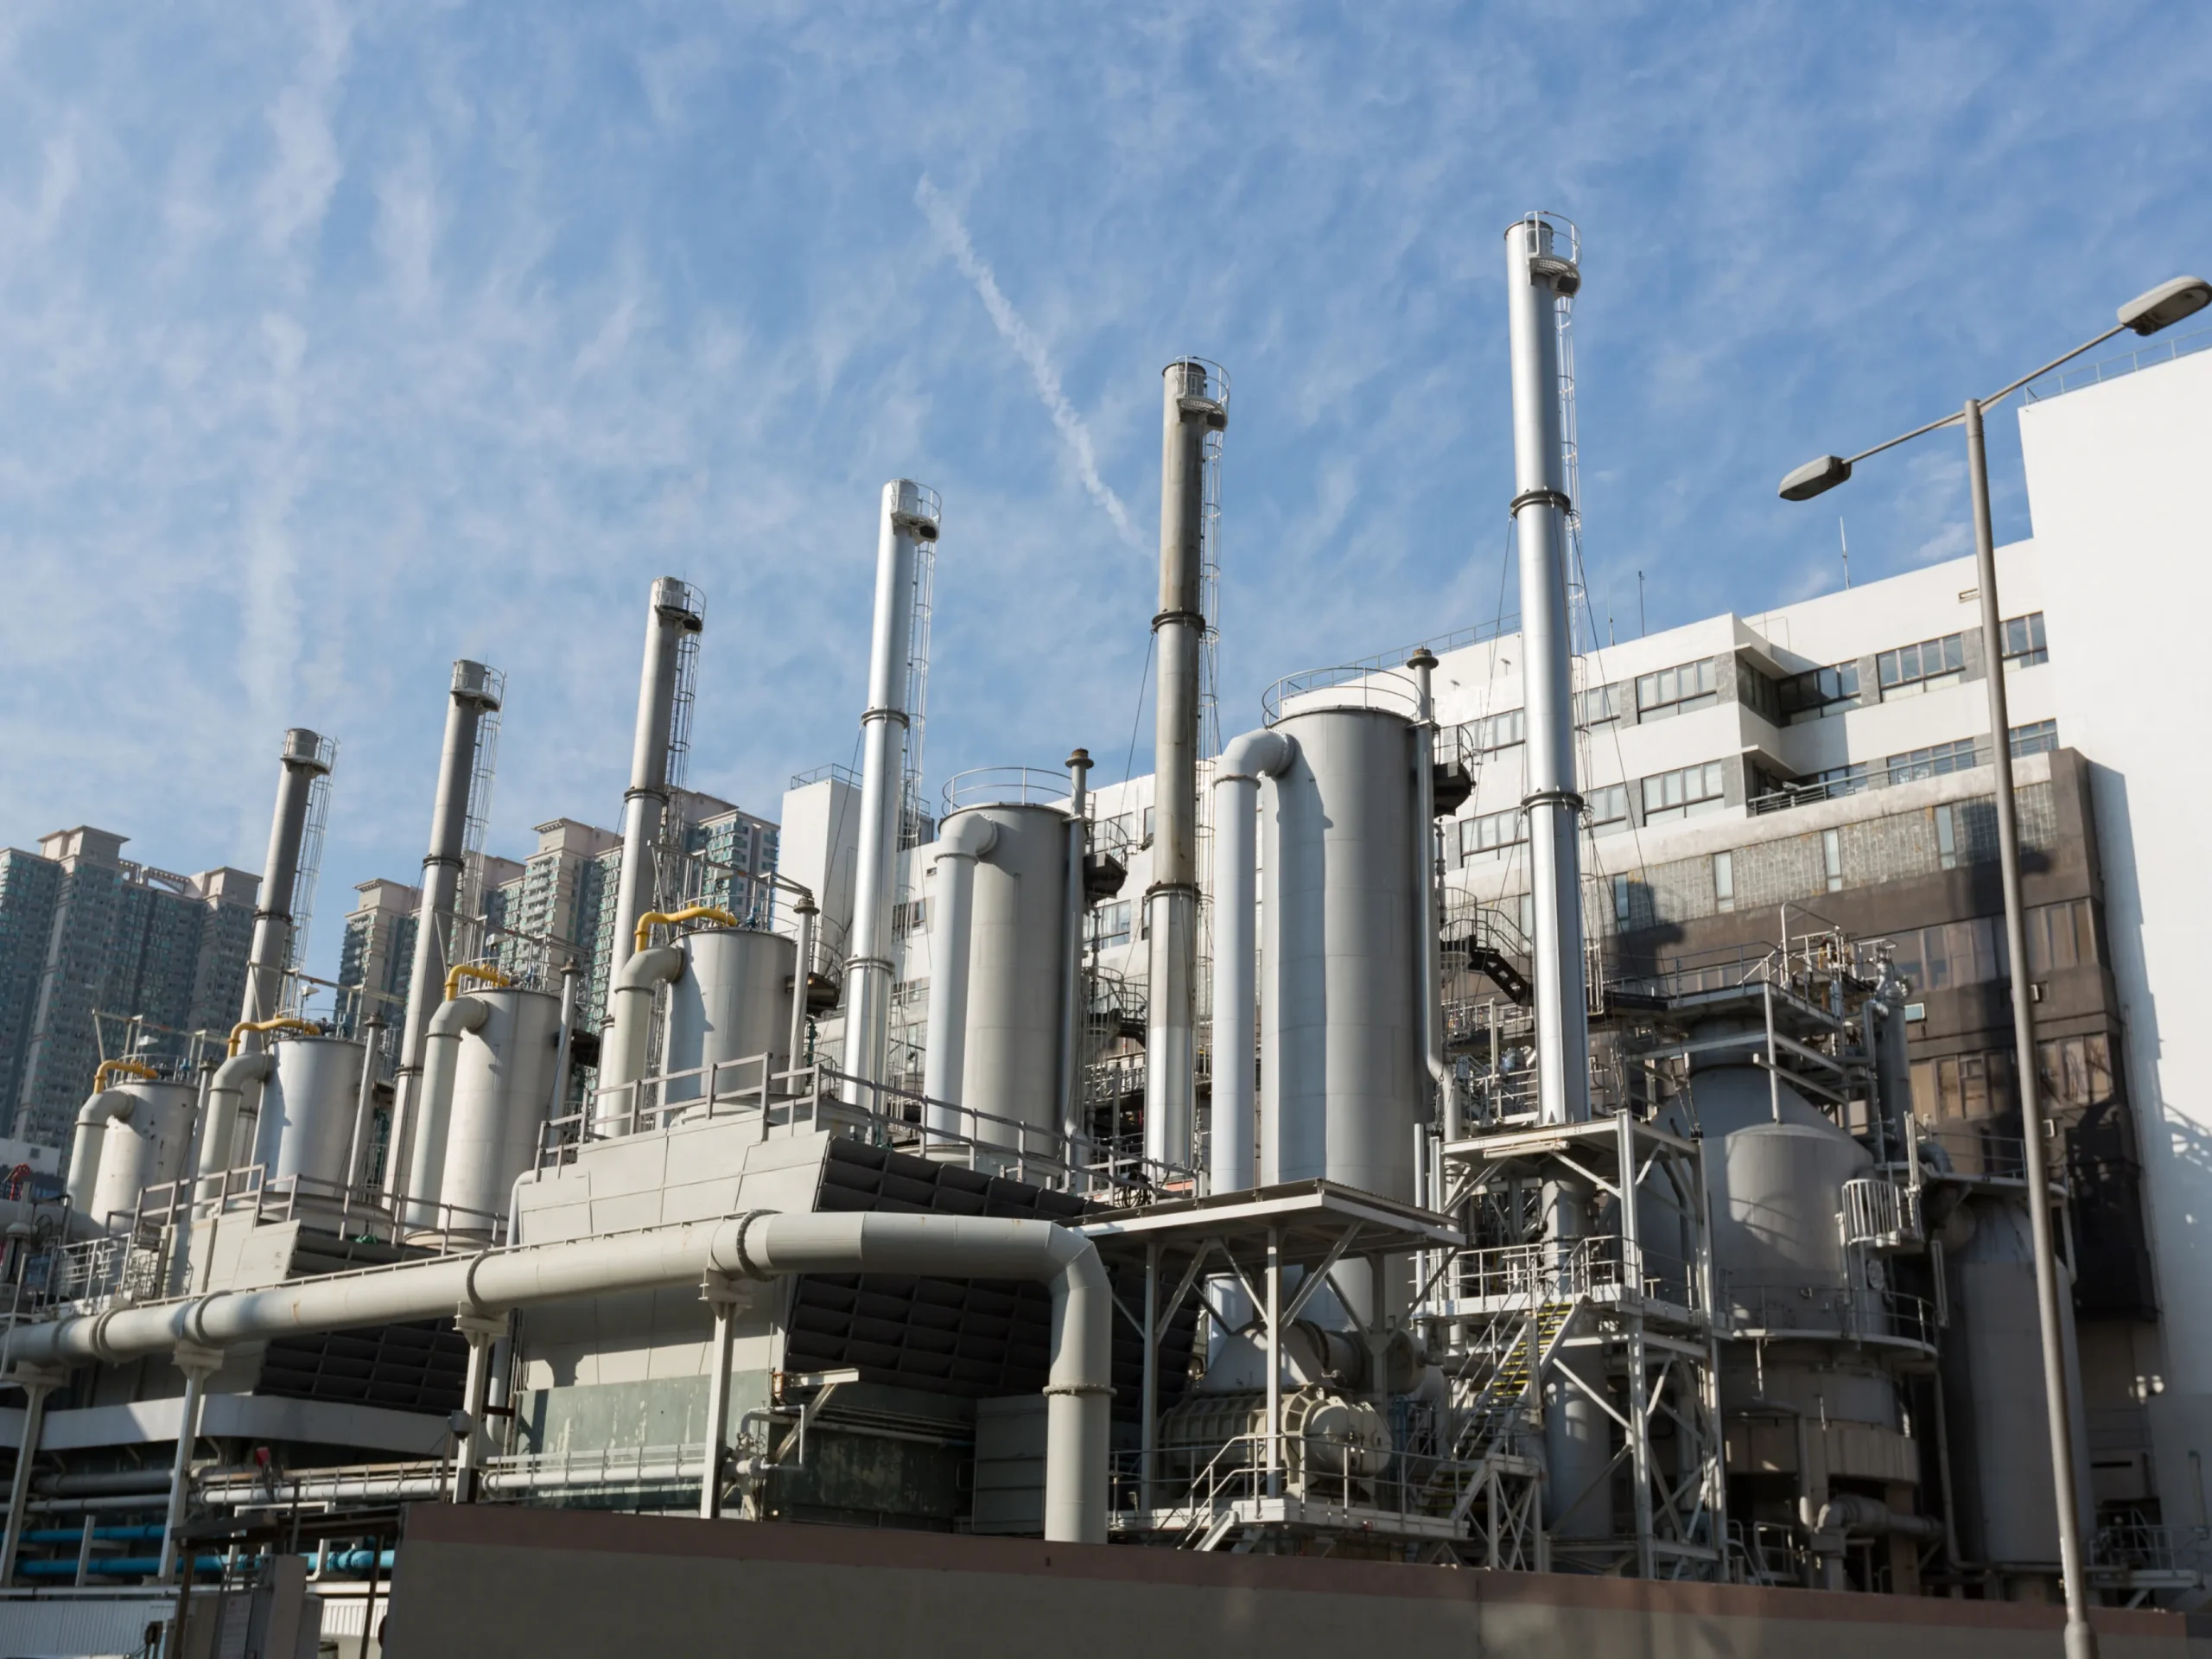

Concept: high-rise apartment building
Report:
left=0, top=826, right=258, bottom=1148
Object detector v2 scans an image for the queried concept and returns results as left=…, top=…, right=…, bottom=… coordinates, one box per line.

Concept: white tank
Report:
left=1693, top=1061, right=1871, bottom=1294
left=1259, top=705, right=1422, bottom=1203
left=90, top=1081, right=197, bottom=1226
left=255, top=1036, right=365, bottom=1187
left=440, top=987, right=563, bottom=1235
left=952, top=804, right=1071, bottom=1146
left=662, top=928, right=797, bottom=1107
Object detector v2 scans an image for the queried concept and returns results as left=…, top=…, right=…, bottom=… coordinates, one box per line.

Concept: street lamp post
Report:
left=1780, top=273, right=2209, bottom=1659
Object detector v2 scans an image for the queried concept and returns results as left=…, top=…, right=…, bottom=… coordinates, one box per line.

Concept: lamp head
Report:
left=2119, top=276, right=2212, bottom=337
left=1779, top=454, right=1853, bottom=502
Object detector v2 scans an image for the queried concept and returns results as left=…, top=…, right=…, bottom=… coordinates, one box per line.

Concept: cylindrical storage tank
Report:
left=255, top=1036, right=366, bottom=1187
left=663, top=928, right=798, bottom=1106
left=936, top=803, right=1070, bottom=1148
left=90, top=1081, right=197, bottom=1226
left=1259, top=705, right=1422, bottom=1204
left=438, top=988, right=563, bottom=1236
left=1692, top=1059, right=1871, bottom=1295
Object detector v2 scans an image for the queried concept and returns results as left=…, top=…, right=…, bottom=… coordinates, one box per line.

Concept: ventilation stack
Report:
left=1144, top=361, right=1227, bottom=1173
left=239, top=728, right=336, bottom=1032
left=1503, top=213, right=1590, bottom=1128
left=840, top=481, right=941, bottom=1101
left=607, top=579, right=707, bottom=995
left=384, top=660, right=503, bottom=1198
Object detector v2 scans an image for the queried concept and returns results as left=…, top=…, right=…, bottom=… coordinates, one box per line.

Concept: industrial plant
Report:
left=2, top=213, right=2209, bottom=1658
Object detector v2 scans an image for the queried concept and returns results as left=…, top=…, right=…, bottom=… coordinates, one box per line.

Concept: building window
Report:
left=1612, top=873, right=1632, bottom=926
left=1142, top=807, right=1155, bottom=846
left=2010, top=719, right=2058, bottom=757
left=1777, top=662, right=1863, bottom=724
left=1910, top=1050, right=2014, bottom=1122
left=1459, top=807, right=1528, bottom=862
left=893, top=899, right=926, bottom=937
left=1094, top=901, right=1132, bottom=950
left=1713, top=850, right=1735, bottom=912
left=1634, top=658, right=1719, bottom=722
left=2023, top=896, right=2098, bottom=976
left=1935, top=804, right=1959, bottom=871
left=1876, top=632, right=1966, bottom=698
left=1886, top=739, right=1981, bottom=785
left=1517, top=893, right=1536, bottom=938
left=1574, top=684, right=1622, bottom=728
left=2002, top=611, right=2049, bottom=667
left=1640, top=761, right=1727, bottom=823
left=2038, top=1033, right=2115, bottom=1110
left=1462, top=708, right=1526, bottom=753
left=1821, top=828, right=1843, bottom=892
left=1735, top=660, right=1782, bottom=725
left=1585, top=784, right=1630, bottom=836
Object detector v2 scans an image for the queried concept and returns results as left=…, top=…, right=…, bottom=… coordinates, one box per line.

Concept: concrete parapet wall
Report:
left=386, top=1504, right=2209, bottom=1659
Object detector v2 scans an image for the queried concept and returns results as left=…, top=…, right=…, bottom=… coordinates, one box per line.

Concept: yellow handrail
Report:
left=446, top=962, right=515, bottom=1001
left=92, top=1058, right=159, bottom=1091
left=226, top=1016, right=320, bottom=1058
left=633, top=906, right=741, bottom=953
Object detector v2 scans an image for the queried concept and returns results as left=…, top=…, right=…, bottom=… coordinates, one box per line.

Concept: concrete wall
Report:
left=385, top=1504, right=2209, bottom=1659
left=2021, top=345, right=2212, bottom=1536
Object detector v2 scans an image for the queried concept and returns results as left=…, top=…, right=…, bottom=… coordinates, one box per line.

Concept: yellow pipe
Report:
left=633, top=906, right=740, bottom=953
left=445, top=962, right=515, bottom=1001
left=92, top=1058, right=159, bottom=1091
left=226, top=1016, right=320, bottom=1058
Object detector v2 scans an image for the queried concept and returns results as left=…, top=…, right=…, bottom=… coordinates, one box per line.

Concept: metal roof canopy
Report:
left=1079, top=1179, right=1463, bottom=1269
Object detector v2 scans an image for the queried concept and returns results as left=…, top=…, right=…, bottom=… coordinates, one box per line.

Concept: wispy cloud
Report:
left=914, top=175, right=1139, bottom=548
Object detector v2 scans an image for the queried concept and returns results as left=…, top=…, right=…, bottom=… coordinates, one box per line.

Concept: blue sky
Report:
left=2, top=3, right=2207, bottom=983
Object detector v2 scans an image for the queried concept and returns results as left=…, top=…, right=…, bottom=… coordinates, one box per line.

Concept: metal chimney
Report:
left=1144, top=360, right=1227, bottom=1173
left=384, top=660, right=503, bottom=1197
left=607, top=578, right=707, bottom=985
left=238, top=728, right=335, bottom=1033
left=841, top=480, right=941, bottom=1099
left=1503, top=213, right=1591, bottom=1127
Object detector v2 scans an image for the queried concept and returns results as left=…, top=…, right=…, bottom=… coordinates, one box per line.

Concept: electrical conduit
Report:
left=1208, top=729, right=1297, bottom=1195
left=919, top=814, right=998, bottom=1145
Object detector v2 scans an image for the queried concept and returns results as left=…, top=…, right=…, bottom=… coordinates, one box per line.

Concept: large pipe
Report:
left=1503, top=214, right=1590, bottom=1128
left=64, top=1091, right=137, bottom=1215
left=842, top=481, right=939, bottom=1101
left=401, top=995, right=491, bottom=1224
left=4, top=1211, right=1111, bottom=1544
left=240, top=728, right=334, bottom=1032
left=1056, top=749, right=1092, bottom=1148
left=1145, top=361, right=1226, bottom=1173
left=608, top=580, right=706, bottom=995
left=386, top=661, right=502, bottom=1198
left=920, top=815, right=997, bottom=1141
left=195, top=1054, right=274, bottom=1180
left=1407, top=650, right=1462, bottom=1142
left=1208, top=728, right=1296, bottom=1195
left=597, top=947, right=683, bottom=1135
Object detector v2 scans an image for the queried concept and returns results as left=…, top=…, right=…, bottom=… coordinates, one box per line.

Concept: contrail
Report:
left=916, top=176, right=1140, bottom=548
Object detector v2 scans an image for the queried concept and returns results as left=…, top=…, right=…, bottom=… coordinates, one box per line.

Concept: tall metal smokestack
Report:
left=841, top=480, right=940, bottom=1098
left=1144, top=360, right=1227, bottom=1172
left=239, top=728, right=335, bottom=1033
left=384, top=660, right=503, bottom=1197
left=1503, top=213, right=1590, bottom=1128
left=607, top=578, right=707, bottom=986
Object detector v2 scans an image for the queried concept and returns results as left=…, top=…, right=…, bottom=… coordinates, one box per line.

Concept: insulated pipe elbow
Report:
left=920, top=817, right=998, bottom=1130
left=196, top=1054, right=274, bottom=1179
left=598, top=946, right=686, bottom=1133
left=404, top=996, right=493, bottom=1219
left=66, top=1092, right=138, bottom=1215
left=1209, top=730, right=1296, bottom=1194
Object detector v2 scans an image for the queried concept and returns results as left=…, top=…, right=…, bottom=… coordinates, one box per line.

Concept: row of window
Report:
left=1459, top=764, right=1727, bottom=861
left=1886, top=896, right=2099, bottom=993
left=1910, top=1031, right=2117, bottom=1125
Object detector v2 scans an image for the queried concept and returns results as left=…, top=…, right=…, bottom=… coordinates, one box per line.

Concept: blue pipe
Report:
left=16, top=1555, right=227, bottom=1579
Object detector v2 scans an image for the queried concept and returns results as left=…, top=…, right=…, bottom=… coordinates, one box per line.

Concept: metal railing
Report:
left=1110, top=1433, right=1488, bottom=1535
left=2025, top=325, right=2212, bottom=401
left=557, top=1051, right=1198, bottom=1201
left=939, top=767, right=1074, bottom=815
left=1261, top=664, right=1422, bottom=727
left=1442, top=1236, right=1701, bottom=1315
left=1840, top=1176, right=1921, bottom=1249
left=1719, top=1277, right=1937, bottom=1350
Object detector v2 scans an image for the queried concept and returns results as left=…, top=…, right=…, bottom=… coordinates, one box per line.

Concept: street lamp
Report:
left=1780, top=272, right=2209, bottom=1659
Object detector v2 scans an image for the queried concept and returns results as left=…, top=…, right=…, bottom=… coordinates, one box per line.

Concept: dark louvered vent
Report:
left=257, top=1320, right=469, bottom=1415
left=786, top=1141, right=1197, bottom=1421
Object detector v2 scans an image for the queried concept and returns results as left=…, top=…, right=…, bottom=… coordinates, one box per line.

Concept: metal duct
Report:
left=841, top=480, right=940, bottom=1100
left=608, top=579, right=707, bottom=993
left=1145, top=360, right=1227, bottom=1172
left=385, top=661, right=503, bottom=1198
left=3, top=1210, right=1111, bottom=1545
left=1503, top=213, right=1591, bottom=1128
left=1208, top=728, right=1297, bottom=1195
